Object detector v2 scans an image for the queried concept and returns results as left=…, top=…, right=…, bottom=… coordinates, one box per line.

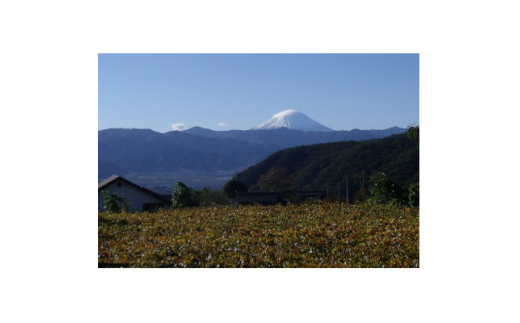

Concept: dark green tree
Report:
left=101, top=190, right=130, bottom=213
left=222, top=180, right=248, bottom=199
left=172, top=182, right=193, bottom=208
left=367, top=172, right=406, bottom=205
left=406, top=125, right=419, bottom=139
left=408, top=182, right=419, bottom=207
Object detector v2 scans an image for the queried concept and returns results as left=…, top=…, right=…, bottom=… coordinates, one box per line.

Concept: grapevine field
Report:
left=98, top=203, right=419, bottom=268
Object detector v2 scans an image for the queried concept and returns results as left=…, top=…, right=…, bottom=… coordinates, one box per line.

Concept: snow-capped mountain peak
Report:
left=253, top=110, right=334, bottom=132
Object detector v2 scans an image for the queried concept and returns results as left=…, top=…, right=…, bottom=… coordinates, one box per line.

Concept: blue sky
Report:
left=98, top=54, right=418, bottom=132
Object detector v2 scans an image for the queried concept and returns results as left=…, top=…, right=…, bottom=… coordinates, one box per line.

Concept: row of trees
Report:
left=102, top=170, right=418, bottom=213
left=171, top=167, right=296, bottom=208
left=171, top=180, right=248, bottom=208
left=252, top=167, right=419, bottom=207
left=172, top=167, right=419, bottom=209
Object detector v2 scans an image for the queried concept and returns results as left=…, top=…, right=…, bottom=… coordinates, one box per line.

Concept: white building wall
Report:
left=98, top=180, right=169, bottom=212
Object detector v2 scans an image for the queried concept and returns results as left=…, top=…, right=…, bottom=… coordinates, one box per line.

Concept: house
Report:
left=232, top=192, right=285, bottom=206
left=98, top=175, right=172, bottom=213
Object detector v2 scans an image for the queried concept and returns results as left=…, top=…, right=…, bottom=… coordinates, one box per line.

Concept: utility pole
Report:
left=337, top=177, right=340, bottom=203
left=326, top=183, right=329, bottom=198
left=346, top=174, right=349, bottom=204
left=362, top=169, right=365, bottom=202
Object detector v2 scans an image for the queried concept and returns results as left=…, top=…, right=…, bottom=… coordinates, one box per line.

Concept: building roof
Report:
left=295, top=191, right=325, bottom=197
left=232, top=192, right=284, bottom=204
left=295, top=191, right=325, bottom=199
left=98, top=175, right=172, bottom=205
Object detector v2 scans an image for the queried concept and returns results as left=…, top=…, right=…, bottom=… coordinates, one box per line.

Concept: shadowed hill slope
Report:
left=238, top=133, right=419, bottom=201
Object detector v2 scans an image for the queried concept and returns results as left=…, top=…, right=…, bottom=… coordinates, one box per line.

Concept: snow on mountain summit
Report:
left=253, top=109, right=334, bottom=132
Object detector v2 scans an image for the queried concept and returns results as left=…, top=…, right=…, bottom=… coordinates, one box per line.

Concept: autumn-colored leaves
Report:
left=98, top=203, right=419, bottom=268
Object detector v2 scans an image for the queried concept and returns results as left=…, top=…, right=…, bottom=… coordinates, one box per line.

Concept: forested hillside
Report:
left=238, top=133, right=419, bottom=201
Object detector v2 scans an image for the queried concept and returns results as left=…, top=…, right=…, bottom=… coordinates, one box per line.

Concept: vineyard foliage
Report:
left=98, top=203, right=419, bottom=268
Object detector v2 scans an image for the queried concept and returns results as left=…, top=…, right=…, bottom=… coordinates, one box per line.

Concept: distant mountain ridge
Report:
left=183, top=126, right=406, bottom=149
left=98, top=128, right=277, bottom=175
left=98, top=126, right=407, bottom=188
